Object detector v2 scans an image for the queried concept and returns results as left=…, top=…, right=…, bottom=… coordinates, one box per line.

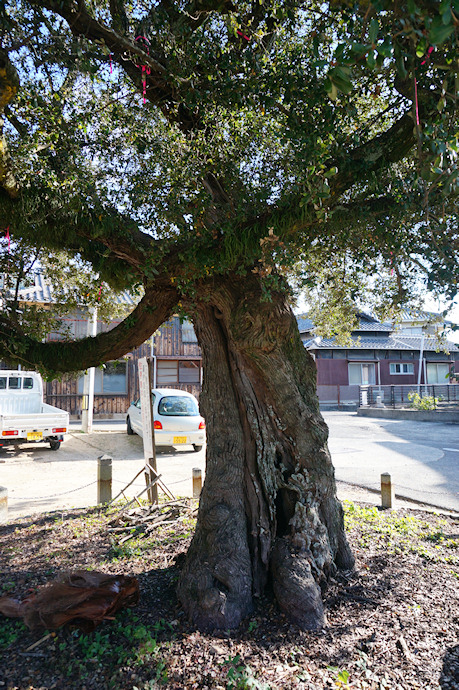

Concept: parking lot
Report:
left=1, top=413, right=458, bottom=520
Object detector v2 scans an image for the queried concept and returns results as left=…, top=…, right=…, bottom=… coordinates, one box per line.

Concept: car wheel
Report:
left=193, top=444, right=203, bottom=453
left=49, top=440, right=61, bottom=451
left=127, top=416, right=134, bottom=435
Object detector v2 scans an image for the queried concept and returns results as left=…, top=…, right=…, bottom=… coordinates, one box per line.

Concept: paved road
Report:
left=1, top=413, right=458, bottom=520
left=326, top=412, right=459, bottom=512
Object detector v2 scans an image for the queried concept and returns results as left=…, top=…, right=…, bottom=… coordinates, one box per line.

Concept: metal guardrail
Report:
left=359, top=384, right=459, bottom=409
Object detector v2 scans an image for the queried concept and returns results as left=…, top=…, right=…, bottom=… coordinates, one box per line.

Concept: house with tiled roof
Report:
left=297, top=311, right=459, bottom=406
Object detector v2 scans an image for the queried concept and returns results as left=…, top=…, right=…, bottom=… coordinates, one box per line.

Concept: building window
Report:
left=179, top=360, right=200, bottom=383
left=102, top=362, right=127, bottom=393
left=78, top=361, right=127, bottom=394
left=156, top=359, right=201, bottom=385
left=426, top=363, right=451, bottom=384
left=157, top=360, right=178, bottom=385
left=348, top=362, right=376, bottom=385
left=390, top=363, right=414, bottom=375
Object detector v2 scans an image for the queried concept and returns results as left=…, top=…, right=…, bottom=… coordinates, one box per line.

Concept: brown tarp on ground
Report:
left=0, top=570, right=139, bottom=631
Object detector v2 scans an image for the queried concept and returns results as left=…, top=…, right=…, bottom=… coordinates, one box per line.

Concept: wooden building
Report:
left=44, top=315, right=202, bottom=417
left=1, top=270, right=202, bottom=417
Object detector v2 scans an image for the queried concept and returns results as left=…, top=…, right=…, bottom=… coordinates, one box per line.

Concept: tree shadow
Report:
left=440, top=644, right=459, bottom=688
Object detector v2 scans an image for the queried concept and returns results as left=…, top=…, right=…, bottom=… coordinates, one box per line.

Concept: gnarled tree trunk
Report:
left=177, top=272, right=354, bottom=632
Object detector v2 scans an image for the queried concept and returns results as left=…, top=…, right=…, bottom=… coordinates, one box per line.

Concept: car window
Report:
left=0, top=377, right=6, bottom=390
left=158, top=396, right=199, bottom=416
left=23, top=377, right=34, bottom=389
left=9, top=377, right=21, bottom=389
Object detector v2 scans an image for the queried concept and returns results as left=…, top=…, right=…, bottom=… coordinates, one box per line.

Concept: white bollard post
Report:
left=192, top=468, right=202, bottom=499
left=0, top=486, right=7, bottom=523
left=381, top=472, right=395, bottom=509
left=97, top=455, right=112, bottom=504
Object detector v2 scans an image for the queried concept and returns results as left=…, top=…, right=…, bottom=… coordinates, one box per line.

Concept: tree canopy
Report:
left=0, top=0, right=458, bottom=372
left=1, top=0, right=458, bottom=633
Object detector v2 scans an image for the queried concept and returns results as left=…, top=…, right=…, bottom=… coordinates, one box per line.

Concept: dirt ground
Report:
left=0, top=499, right=458, bottom=690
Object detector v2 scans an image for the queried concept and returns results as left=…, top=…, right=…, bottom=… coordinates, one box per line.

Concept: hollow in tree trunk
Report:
left=177, top=272, right=354, bottom=631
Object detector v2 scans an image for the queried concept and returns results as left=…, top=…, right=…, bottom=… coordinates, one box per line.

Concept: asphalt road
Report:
left=326, top=412, right=459, bottom=512
left=1, top=413, right=458, bottom=520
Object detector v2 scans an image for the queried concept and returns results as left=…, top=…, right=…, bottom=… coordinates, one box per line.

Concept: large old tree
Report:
left=0, top=1, right=458, bottom=630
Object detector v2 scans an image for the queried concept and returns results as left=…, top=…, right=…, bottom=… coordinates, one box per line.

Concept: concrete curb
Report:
left=357, top=408, right=459, bottom=423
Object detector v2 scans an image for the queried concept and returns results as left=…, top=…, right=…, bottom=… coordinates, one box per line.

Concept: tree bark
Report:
left=177, top=272, right=354, bottom=631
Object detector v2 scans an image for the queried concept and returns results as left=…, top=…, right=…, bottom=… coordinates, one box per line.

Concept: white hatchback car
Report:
left=126, top=388, right=206, bottom=452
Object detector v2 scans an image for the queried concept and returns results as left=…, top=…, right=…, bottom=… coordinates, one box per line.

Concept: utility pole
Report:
left=81, top=307, right=97, bottom=433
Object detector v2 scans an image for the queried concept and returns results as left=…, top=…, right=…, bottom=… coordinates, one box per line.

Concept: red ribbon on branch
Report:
left=237, top=29, right=250, bottom=41
left=135, top=36, right=151, bottom=104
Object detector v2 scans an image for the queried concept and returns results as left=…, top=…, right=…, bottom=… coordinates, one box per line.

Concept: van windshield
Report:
left=158, top=396, right=199, bottom=416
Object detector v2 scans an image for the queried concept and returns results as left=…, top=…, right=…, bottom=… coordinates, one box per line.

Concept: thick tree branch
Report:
left=0, top=281, right=179, bottom=374
left=328, top=112, right=415, bottom=202
left=0, top=48, right=20, bottom=198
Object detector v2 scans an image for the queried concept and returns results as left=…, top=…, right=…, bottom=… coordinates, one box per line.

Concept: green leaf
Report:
left=416, top=38, right=427, bottom=57
left=337, top=669, right=350, bottom=683
left=442, top=4, right=452, bottom=24
left=351, top=43, right=368, bottom=55
left=377, top=40, right=393, bottom=58
left=437, top=96, right=446, bottom=112
left=369, top=18, right=379, bottom=45
left=330, top=66, right=353, bottom=94
left=439, top=0, right=451, bottom=14
left=429, top=17, right=455, bottom=45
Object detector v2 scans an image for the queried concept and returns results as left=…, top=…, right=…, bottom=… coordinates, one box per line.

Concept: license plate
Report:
left=173, top=436, right=187, bottom=444
left=27, top=432, right=43, bottom=441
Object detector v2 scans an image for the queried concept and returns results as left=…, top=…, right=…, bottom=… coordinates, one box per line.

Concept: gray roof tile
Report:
left=7, top=270, right=136, bottom=306
left=307, top=335, right=459, bottom=352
